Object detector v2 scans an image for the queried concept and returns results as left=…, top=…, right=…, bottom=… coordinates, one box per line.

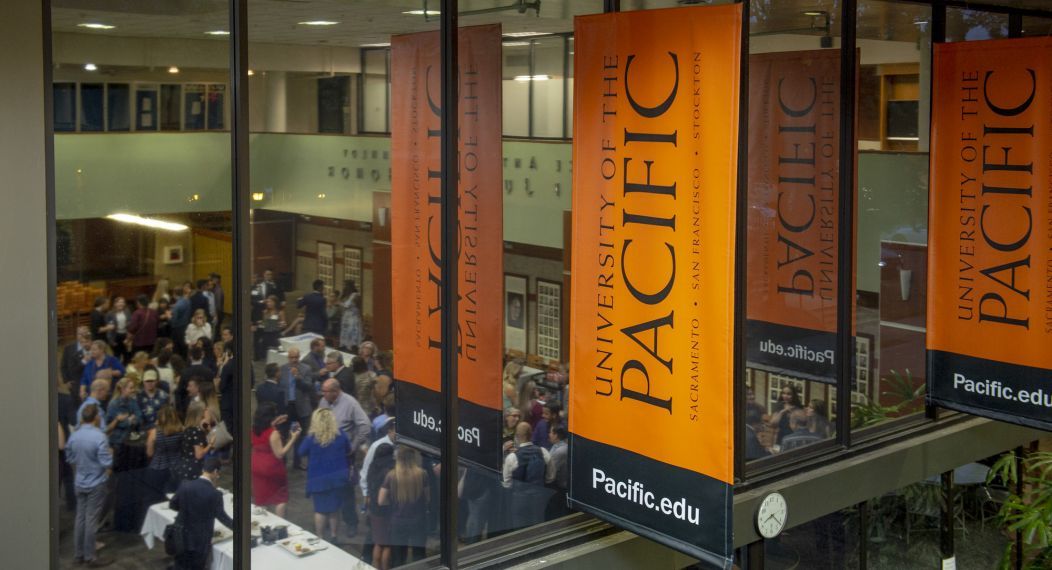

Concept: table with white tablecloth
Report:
left=140, top=491, right=373, bottom=570
left=266, top=347, right=355, bottom=367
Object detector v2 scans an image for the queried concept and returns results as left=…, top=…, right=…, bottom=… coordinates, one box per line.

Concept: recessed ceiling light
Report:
left=803, top=10, right=826, bottom=16
left=361, top=42, right=391, bottom=47
left=514, top=74, right=551, bottom=82
left=503, top=32, right=548, bottom=38
left=84, top=63, right=97, bottom=71
left=403, top=10, right=441, bottom=16
left=168, top=66, right=180, bottom=74
left=298, top=20, right=339, bottom=26
left=78, top=23, right=115, bottom=30
left=317, top=193, right=327, bottom=199
left=251, top=192, right=264, bottom=201
left=247, top=69, right=255, bottom=76
left=205, top=30, right=230, bottom=36
left=502, top=41, right=530, bottom=47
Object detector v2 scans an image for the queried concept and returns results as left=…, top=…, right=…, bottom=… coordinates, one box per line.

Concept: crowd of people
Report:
left=744, top=384, right=834, bottom=460
left=58, top=271, right=574, bottom=569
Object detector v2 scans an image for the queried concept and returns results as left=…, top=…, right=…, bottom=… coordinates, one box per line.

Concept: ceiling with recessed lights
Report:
left=49, top=0, right=1052, bottom=51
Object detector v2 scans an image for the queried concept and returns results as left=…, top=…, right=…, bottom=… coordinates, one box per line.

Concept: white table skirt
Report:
left=266, top=347, right=355, bottom=367
left=140, top=492, right=373, bottom=570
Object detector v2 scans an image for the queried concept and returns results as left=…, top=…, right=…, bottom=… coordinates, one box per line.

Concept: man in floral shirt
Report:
left=136, top=368, right=169, bottom=429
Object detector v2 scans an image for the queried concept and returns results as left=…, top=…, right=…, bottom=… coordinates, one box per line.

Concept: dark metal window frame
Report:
left=42, top=0, right=1052, bottom=569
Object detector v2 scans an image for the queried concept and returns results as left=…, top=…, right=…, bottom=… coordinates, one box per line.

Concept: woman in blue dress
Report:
left=339, top=279, right=363, bottom=351
left=297, top=408, right=352, bottom=541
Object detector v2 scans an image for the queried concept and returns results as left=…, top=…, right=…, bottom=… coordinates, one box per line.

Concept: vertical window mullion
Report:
left=229, top=0, right=252, bottom=568
left=926, top=0, right=946, bottom=422
left=733, top=0, right=750, bottom=483
left=439, top=0, right=460, bottom=567
left=836, top=0, right=858, bottom=448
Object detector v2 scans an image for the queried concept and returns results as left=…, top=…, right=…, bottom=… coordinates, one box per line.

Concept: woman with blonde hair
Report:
left=378, top=446, right=430, bottom=567
left=192, top=378, right=222, bottom=426
left=184, top=309, right=212, bottom=347
left=105, top=377, right=143, bottom=447
left=297, top=408, right=352, bottom=541
left=174, top=402, right=215, bottom=484
left=257, top=295, right=285, bottom=357
left=502, top=360, right=523, bottom=410
left=150, top=278, right=171, bottom=309
left=145, top=404, right=184, bottom=499
left=126, top=351, right=151, bottom=378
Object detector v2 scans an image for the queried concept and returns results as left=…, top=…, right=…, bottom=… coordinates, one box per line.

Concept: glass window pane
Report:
left=502, top=42, right=530, bottom=137
left=183, top=84, right=206, bottom=130
left=765, top=505, right=860, bottom=569
left=207, top=84, right=225, bottom=131
left=51, top=1, right=232, bottom=567
left=530, top=36, right=566, bottom=138
left=1021, top=16, right=1052, bottom=38
left=54, top=82, right=76, bottom=132
left=247, top=2, right=441, bottom=567
left=744, top=0, right=842, bottom=462
left=454, top=0, right=601, bottom=552
left=79, top=83, right=103, bottom=132
left=852, top=0, right=931, bottom=435
left=361, top=49, right=388, bottom=133
left=106, top=84, right=130, bottom=132
left=160, top=84, right=181, bottom=131
left=946, top=9, right=1009, bottom=42
left=135, top=85, right=158, bottom=131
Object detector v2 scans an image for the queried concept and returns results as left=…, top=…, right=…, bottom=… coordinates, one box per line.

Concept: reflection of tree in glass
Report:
left=948, top=9, right=1008, bottom=42
left=851, top=369, right=925, bottom=429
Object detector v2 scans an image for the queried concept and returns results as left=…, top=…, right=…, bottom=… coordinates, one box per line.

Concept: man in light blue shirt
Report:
left=66, top=403, right=114, bottom=567
left=76, top=379, right=110, bottom=429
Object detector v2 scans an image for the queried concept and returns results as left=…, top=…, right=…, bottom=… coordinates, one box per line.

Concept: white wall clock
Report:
left=756, top=492, right=788, bottom=539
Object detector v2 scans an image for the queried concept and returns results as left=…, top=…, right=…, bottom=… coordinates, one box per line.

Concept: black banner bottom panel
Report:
left=745, top=319, right=837, bottom=384
left=568, top=434, right=733, bottom=570
left=929, top=350, right=1052, bottom=431
left=394, top=380, right=504, bottom=470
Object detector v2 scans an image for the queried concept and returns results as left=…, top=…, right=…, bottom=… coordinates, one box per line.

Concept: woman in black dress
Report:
left=173, top=403, right=215, bottom=485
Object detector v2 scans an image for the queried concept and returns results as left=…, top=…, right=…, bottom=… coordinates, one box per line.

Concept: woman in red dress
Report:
left=251, top=402, right=301, bottom=517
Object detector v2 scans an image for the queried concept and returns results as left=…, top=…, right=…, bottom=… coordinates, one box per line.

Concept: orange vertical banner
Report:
left=746, top=49, right=842, bottom=384
left=928, top=37, right=1052, bottom=430
left=568, top=5, right=740, bottom=566
left=391, top=24, right=505, bottom=468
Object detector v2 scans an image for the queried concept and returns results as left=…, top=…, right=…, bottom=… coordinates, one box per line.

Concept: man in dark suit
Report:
left=297, top=279, right=328, bottom=335
left=258, top=269, right=285, bottom=307
left=318, top=352, right=355, bottom=397
left=189, top=279, right=212, bottom=319
left=176, top=349, right=215, bottom=419
left=61, top=326, right=93, bottom=400
left=169, top=457, right=234, bottom=570
left=279, top=348, right=315, bottom=469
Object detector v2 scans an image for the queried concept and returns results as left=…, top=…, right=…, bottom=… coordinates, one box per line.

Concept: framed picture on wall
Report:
left=504, top=274, right=527, bottom=354
left=162, top=245, right=183, bottom=265
left=317, top=241, right=335, bottom=296
left=343, top=246, right=363, bottom=295
left=535, top=278, right=561, bottom=362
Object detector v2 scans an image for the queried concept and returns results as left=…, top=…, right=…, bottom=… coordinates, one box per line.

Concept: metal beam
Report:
left=439, top=0, right=460, bottom=567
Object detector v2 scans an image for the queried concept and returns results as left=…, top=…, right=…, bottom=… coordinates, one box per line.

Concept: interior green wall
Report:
left=55, top=135, right=928, bottom=286
left=856, top=151, right=929, bottom=294
left=55, top=133, right=573, bottom=249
